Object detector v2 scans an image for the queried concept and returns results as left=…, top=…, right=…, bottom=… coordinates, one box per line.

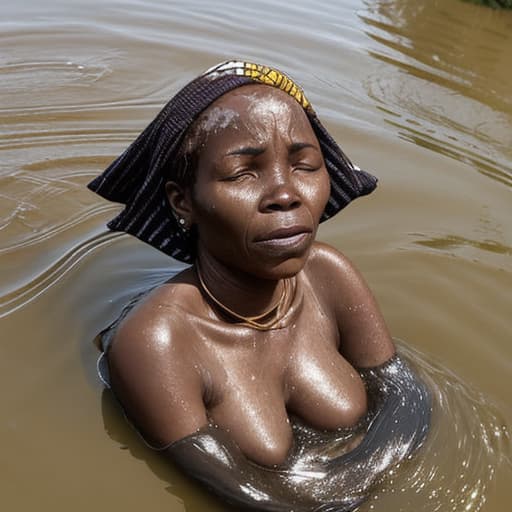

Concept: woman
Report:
left=90, top=61, right=430, bottom=511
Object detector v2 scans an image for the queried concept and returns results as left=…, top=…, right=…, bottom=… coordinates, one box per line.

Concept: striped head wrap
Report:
left=88, top=60, right=378, bottom=263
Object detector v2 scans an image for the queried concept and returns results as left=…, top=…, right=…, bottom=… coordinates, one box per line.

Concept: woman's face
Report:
left=187, top=84, right=330, bottom=279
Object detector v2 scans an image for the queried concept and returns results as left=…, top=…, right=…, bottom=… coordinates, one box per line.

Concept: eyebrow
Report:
left=226, top=146, right=265, bottom=157
left=289, top=142, right=319, bottom=153
left=226, top=142, right=318, bottom=157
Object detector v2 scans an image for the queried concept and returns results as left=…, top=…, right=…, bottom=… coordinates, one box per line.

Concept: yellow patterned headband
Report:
left=204, top=60, right=311, bottom=110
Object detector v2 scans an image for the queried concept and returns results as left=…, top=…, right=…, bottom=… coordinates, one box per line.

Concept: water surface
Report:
left=1, top=0, right=511, bottom=511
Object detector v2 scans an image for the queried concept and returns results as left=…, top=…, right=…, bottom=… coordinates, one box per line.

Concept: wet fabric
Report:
left=96, top=299, right=431, bottom=511
left=166, top=355, right=431, bottom=511
left=87, top=60, right=378, bottom=263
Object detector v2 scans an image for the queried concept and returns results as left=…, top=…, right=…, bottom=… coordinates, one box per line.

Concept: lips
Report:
left=253, top=225, right=312, bottom=254
left=254, top=225, right=312, bottom=242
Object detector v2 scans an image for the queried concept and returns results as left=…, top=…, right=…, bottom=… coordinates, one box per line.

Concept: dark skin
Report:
left=108, top=85, right=395, bottom=467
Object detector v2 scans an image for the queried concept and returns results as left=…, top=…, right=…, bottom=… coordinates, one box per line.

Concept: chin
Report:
left=254, top=253, right=310, bottom=281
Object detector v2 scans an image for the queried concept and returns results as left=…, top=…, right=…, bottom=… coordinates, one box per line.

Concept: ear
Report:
left=165, top=181, right=194, bottom=227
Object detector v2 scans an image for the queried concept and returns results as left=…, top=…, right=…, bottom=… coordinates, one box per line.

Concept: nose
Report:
left=260, top=174, right=302, bottom=212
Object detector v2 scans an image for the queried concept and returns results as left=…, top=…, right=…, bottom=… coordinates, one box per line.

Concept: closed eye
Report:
left=220, top=169, right=257, bottom=182
left=294, top=163, right=321, bottom=172
left=289, top=142, right=322, bottom=172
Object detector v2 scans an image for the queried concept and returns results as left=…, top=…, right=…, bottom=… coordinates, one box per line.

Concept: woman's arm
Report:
left=106, top=297, right=209, bottom=447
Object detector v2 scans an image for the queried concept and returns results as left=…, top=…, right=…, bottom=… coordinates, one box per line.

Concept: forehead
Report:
left=190, top=84, right=315, bottom=146
left=217, top=82, right=299, bottom=107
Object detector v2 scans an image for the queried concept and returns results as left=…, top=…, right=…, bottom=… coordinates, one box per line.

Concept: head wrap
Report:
left=88, top=60, right=377, bottom=263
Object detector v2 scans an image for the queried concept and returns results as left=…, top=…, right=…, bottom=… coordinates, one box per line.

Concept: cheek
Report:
left=205, top=188, right=257, bottom=220
left=193, top=185, right=258, bottom=239
left=321, top=174, right=331, bottom=209
left=301, top=170, right=331, bottom=216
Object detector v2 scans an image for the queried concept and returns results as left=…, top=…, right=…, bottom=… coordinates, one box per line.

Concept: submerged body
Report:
left=98, top=289, right=430, bottom=512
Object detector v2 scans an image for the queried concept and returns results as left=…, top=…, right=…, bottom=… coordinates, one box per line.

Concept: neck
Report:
left=195, top=252, right=285, bottom=320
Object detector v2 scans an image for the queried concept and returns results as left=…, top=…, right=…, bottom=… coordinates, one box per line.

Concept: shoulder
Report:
left=304, top=242, right=395, bottom=366
left=307, top=241, right=355, bottom=269
left=304, top=240, right=379, bottom=311
left=109, top=271, right=203, bottom=374
left=304, top=242, right=363, bottom=296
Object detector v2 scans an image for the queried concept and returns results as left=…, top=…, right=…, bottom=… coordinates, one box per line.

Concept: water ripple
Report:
left=0, top=130, right=133, bottom=152
left=0, top=161, right=119, bottom=252
left=0, top=230, right=123, bottom=318
left=411, top=234, right=512, bottom=257
left=359, top=0, right=512, bottom=189
left=362, top=342, right=511, bottom=512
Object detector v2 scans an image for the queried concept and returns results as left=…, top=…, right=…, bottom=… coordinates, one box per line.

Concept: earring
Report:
left=178, top=217, right=189, bottom=232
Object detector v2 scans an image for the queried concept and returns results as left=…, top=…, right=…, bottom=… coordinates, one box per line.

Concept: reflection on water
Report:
left=412, top=233, right=512, bottom=258
left=1, top=0, right=511, bottom=511
left=360, top=0, right=512, bottom=188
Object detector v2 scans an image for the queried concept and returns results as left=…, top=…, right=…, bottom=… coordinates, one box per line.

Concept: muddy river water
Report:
left=1, top=0, right=511, bottom=511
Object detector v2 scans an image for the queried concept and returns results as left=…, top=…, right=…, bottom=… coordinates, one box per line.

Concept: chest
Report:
left=201, top=301, right=340, bottom=398
left=190, top=291, right=363, bottom=466
left=200, top=313, right=351, bottom=444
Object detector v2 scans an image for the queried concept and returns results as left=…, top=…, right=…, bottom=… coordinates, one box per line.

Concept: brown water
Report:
left=1, top=0, right=511, bottom=510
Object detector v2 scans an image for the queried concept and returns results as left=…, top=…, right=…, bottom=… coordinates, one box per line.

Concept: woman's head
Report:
left=166, top=84, right=331, bottom=278
left=88, top=60, right=377, bottom=263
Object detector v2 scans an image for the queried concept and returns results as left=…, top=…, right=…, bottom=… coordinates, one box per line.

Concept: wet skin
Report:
left=108, top=85, right=395, bottom=467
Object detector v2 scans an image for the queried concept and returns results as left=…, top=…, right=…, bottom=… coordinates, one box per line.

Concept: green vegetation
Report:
left=463, top=0, right=512, bottom=8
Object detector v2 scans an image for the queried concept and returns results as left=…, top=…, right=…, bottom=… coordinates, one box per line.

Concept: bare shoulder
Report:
left=112, top=277, right=198, bottom=355
left=305, top=242, right=364, bottom=296
left=305, top=242, right=395, bottom=367
left=307, top=241, right=357, bottom=272
left=112, top=265, right=204, bottom=349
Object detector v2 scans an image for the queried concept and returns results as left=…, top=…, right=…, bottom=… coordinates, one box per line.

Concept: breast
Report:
left=207, top=377, right=294, bottom=467
left=285, top=344, right=368, bottom=430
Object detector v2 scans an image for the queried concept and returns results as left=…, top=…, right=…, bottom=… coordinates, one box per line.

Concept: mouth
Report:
left=255, top=225, right=311, bottom=241
left=253, top=225, right=312, bottom=252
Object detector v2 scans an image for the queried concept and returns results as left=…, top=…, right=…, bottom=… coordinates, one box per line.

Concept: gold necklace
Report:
left=195, top=264, right=291, bottom=330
